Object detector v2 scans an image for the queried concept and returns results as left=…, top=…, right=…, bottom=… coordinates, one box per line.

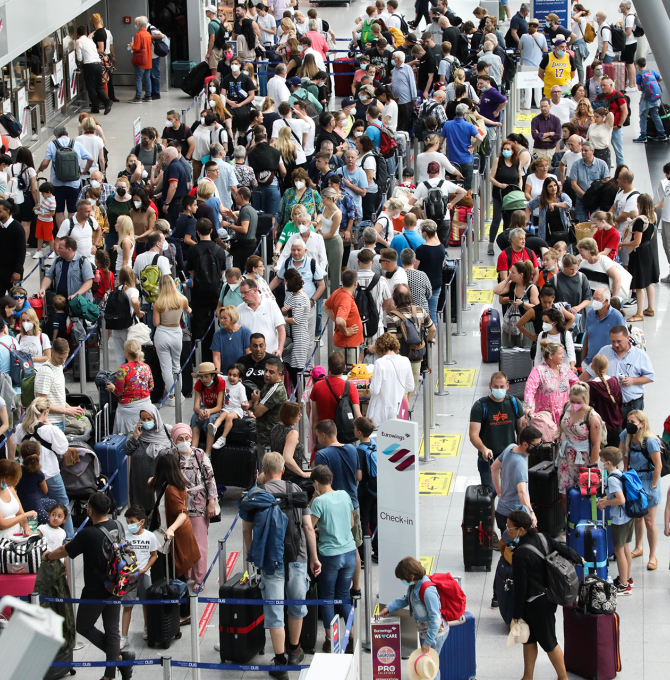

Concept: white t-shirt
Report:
left=412, top=177, right=459, bottom=202
left=133, top=251, right=172, bottom=280
left=657, top=179, right=670, bottom=222
left=358, top=153, right=378, bottom=193
left=571, top=17, right=588, bottom=40
left=271, top=118, right=308, bottom=164
left=382, top=100, right=398, bottom=131
left=237, top=298, right=286, bottom=353
left=597, top=23, right=615, bottom=58
left=550, top=98, right=577, bottom=125
left=14, top=421, right=68, bottom=479
left=34, top=362, right=66, bottom=426
left=357, top=268, right=391, bottom=336
left=223, top=378, right=247, bottom=417
left=613, top=188, right=640, bottom=233
left=38, top=524, right=66, bottom=552
left=125, top=287, right=140, bottom=317
left=127, top=529, right=161, bottom=570
left=579, top=255, right=616, bottom=291
left=386, top=267, right=409, bottom=294
left=560, top=150, right=582, bottom=177
left=19, top=333, right=51, bottom=359
left=586, top=122, right=613, bottom=150
left=75, top=134, right=104, bottom=175
left=57, top=216, right=97, bottom=263
left=255, top=13, right=276, bottom=44
left=526, top=172, right=558, bottom=216
left=302, top=117, right=316, bottom=156
left=623, top=12, right=637, bottom=45
left=416, top=151, right=457, bottom=184
left=386, top=13, right=401, bottom=30
left=9, top=163, right=36, bottom=191
left=304, top=47, right=325, bottom=70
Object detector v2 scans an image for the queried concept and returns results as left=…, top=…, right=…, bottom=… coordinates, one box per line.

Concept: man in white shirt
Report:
left=357, top=248, right=392, bottom=344
left=75, top=26, right=111, bottom=115
left=255, top=4, right=277, bottom=46
left=292, top=101, right=316, bottom=157
left=267, top=63, right=291, bottom=104
left=612, top=169, right=639, bottom=268
left=385, top=0, right=402, bottom=30
left=271, top=102, right=308, bottom=165
left=549, top=85, right=577, bottom=125
left=299, top=36, right=326, bottom=71
left=559, top=135, right=582, bottom=185
left=379, top=248, right=409, bottom=294
left=619, top=1, right=637, bottom=90
left=237, top=279, right=286, bottom=355
left=56, top=200, right=99, bottom=265
left=595, top=12, right=615, bottom=63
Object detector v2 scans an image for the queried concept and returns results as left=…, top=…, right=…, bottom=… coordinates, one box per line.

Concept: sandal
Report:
left=643, top=309, right=655, bottom=316
left=631, top=548, right=644, bottom=558
left=648, top=558, right=658, bottom=570
left=627, top=314, right=644, bottom=322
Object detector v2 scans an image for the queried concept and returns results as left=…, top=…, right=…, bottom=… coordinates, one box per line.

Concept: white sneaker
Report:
left=214, top=643, right=220, bottom=652
left=212, top=436, right=226, bottom=450
left=143, top=626, right=148, bottom=640
left=32, top=251, right=43, bottom=259
left=46, top=251, right=55, bottom=259
left=207, top=422, right=217, bottom=437
left=120, top=636, right=129, bottom=650
left=164, top=396, right=175, bottom=407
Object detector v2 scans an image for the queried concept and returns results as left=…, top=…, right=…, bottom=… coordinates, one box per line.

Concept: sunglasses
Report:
left=12, top=295, right=25, bottom=300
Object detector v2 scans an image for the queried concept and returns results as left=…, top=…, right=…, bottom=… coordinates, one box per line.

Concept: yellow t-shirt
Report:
left=542, top=52, right=572, bottom=97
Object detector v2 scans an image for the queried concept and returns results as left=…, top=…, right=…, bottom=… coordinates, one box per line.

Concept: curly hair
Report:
left=374, top=332, right=400, bottom=355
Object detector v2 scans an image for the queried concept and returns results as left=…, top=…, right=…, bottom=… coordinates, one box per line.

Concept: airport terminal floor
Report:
left=11, top=0, right=670, bottom=678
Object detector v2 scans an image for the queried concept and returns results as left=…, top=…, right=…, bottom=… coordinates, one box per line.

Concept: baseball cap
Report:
left=427, top=161, right=440, bottom=174
left=204, top=4, right=217, bottom=13
left=553, top=37, right=566, bottom=46
left=289, top=76, right=302, bottom=86
left=342, top=97, right=356, bottom=109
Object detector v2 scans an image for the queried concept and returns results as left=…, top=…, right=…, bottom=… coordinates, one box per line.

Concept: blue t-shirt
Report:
left=619, top=430, right=660, bottom=475
left=390, top=230, right=425, bottom=259
left=310, top=490, right=356, bottom=556
left=163, top=160, right=188, bottom=202
left=496, top=444, right=529, bottom=517
left=583, top=306, right=625, bottom=363
left=364, top=123, right=382, bottom=148
left=314, top=444, right=360, bottom=509
left=210, top=326, right=252, bottom=375
left=15, top=468, right=45, bottom=514
left=441, top=118, right=479, bottom=164
left=604, top=471, right=629, bottom=525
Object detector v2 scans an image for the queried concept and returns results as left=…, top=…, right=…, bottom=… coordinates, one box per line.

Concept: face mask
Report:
left=142, top=170, right=149, bottom=178
left=225, top=52, right=233, bottom=59
left=295, top=181, right=305, bottom=190
left=142, top=420, right=155, bottom=430
left=571, top=403, right=583, bottom=412
left=542, top=322, right=553, bottom=332
left=491, top=388, right=506, bottom=399
left=87, top=198, right=97, bottom=206
left=592, top=300, right=603, bottom=311
left=209, top=99, right=216, bottom=108
left=502, top=149, right=512, bottom=158
left=298, top=46, right=304, bottom=52
left=545, top=21, right=551, bottom=28
left=0, top=482, right=6, bottom=490
left=298, top=224, right=310, bottom=234
left=594, top=70, right=603, bottom=77
left=400, top=579, right=414, bottom=586
left=556, top=50, right=566, bottom=58
left=359, top=96, right=368, bottom=103
left=480, top=85, right=489, bottom=92
left=354, top=131, right=363, bottom=137
left=162, top=241, right=169, bottom=251
left=90, top=180, right=100, bottom=189
left=166, top=119, right=174, bottom=128
left=117, top=188, right=127, bottom=197
left=128, top=163, right=137, bottom=173
left=177, top=441, right=192, bottom=453
left=231, top=64, right=240, bottom=72
left=200, top=117, right=206, bottom=125
left=625, top=421, right=639, bottom=435
left=133, top=200, right=142, bottom=210
left=127, top=523, right=140, bottom=534
left=209, top=86, right=217, bottom=93
left=22, top=321, right=33, bottom=332
left=597, top=460, right=606, bottom=472
left=509, top=536, right=520, bottom=546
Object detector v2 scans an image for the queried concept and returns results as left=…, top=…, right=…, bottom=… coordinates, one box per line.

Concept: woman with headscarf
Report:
left=124, top=404, right=171, bottom=515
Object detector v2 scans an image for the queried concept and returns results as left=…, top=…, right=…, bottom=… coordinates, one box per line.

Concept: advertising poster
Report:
left=68, top=50, right=78, bottom=98
left=532, top=0, right=570, bottom=30
left=16, top=87, right=27, bottom=135
left=371, top=617, right=401, bottom=680
left=133, top=117, right=142, bottom=146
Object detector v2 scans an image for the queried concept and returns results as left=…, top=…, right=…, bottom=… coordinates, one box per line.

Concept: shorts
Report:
left=523, top=595, right=558, bottom=653
left=36, top=218, right=54, bottom=241
left=611, top=519, right=634, bottom=548
left=499, top=0, right=509, bottom=6
left=260, top=561, right=309, bottom=627
left=53, top=185, right=80, bottom=214
left=208, top=46, right=223, bottom=68
left=334, top=346, right=359, bottom=367
left=352, top=506, right=363, bottom=548
left=122, top=572, right=151, bottom=607
left=622, top=43, right=637, bottom=65
left=189, top=412, right=220, bottom=432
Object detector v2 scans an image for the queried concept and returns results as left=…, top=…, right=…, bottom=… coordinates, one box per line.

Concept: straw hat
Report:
left=407, top=648, right=440, bottom=680
left=192, top=362, right=218, bottom=378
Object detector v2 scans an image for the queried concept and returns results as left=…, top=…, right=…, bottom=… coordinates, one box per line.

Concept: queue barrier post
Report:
left=261, top=236, right=270, bottom=282
left=101, top=317, right=109, bottom=371
left=421, top=370, right=434, bottom=462
left=362, top=535, right=372, bottom=651
left=427, top=337, right=437, bottom=429
left=79, top=339, right=86, bottom=392
left=354, top=597, right=362, bottom=678
left=412, top=136, right=419, bottom=181
left=162, top=656, right=172, bottom=680
left=65, top=552, right=84, bottom=650
left=174, top=373, right=182, bottom=423
left=478, top=172, right=486, bottom=245
left=327, top=317, right=334, bottom=356
left=454, top=262, right=466, bottom=336
left=470, top=211, right=480, bottom=264
left=445, top=282, right=457, bottom=361
left=195, top=340, right=203, bottom=371
left=219, top=539, right=227, bottom=585
left=434, top=310, right=446, bottom=396
left=296, top=373, right=306, bottom=450
left=190, top=588, right=201, bottom=680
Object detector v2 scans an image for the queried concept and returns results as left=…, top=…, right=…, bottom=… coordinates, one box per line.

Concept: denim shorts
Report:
left=122, top=572, right=151, bottom=607
left=260, top=561, right=309, bottom=628
left=189, top=412, right=219, bottom=432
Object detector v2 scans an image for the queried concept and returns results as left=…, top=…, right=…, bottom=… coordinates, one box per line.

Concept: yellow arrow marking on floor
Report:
left=514, top=126, right=531, bottom=133
left=419, top=471, right=454, bottom=496
left=419, top=434, right=462, bottom=457
left=443, top=368, right=477, bottom=388
left=473, top=266, right=497, bottom=280
left=467, top=289, right=495, bottom=304
left=517, top=112, right=534, bottom=121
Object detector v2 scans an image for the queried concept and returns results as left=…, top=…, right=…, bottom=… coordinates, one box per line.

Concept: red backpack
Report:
left=579, top=467, right=601, bottom=496
left=418, top=573, right=466, bottom=623
left=370, top=122, right=397, bottom=159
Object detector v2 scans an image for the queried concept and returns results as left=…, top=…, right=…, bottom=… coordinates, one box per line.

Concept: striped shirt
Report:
left=257, top=380, right=288, bottom=445
left=405, top=268, right=432, bottom=316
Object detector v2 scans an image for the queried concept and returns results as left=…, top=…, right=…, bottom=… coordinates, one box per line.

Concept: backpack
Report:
left=360, top=19, right=375, bottom=46
left=358, top=440, right=377, bottom=496
left=324, top=378, right=357, bottom=444
left=0, top=113, right=22, bottom=138
left=632, top=13, right=644, bottom=38
left=354, top=272, right=381, bottom=338
left=104, top=286, right=134, bottom=330
left=96, top=521, right=140, bottom=597
left=606, top=24, right=626, bottom=53
left=133, top=143, right=159, bottom=167
left=10, top=164, right=28, bottom=193
left=440, top=56, right=460, bottom=84
left=640, top=437, right=670, bottom=477
left=0, top=338, right=35, bottom=388
left=140, top=254, right=162, bottom=303
left=268, top=484, right=309, bottom=564
left=518, top=533, right=579, bottom=607
left=362, top=149, right=390, bottom=194
left=614, top=91, right=631, bottom=126
left=369, top=122, right=397, bottom=159
left=292, top=90, right=319, bottom=125
left=414, top=100, right=440, bottom=138
left=52, top=139, right=80, bottom=183
left=609, top=470, right=648, bottom=518
left=640, top=71, right=662, bottom=101
left=503, top=246, right=534, bottom=271
left=388, top=306, right=426, bottom=362
left=418, top=573, right=467, bottom=623
left=423, top=180, right=449, bottom=222
left=212, top=18, right=229, bottom=50
left=194, top=245, right=223, bottom=296
left=68, top=294, right=101, bottom=323
left=149, top=24, right=171, bottom=56
left=393, top=13, right=410, bottom=36
left=627, top=324, right=646, bottom=351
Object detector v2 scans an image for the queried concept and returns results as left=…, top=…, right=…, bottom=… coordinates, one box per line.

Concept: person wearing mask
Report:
left=619, top=1, right=638, bottom=90
left=488, top=140, right=522, bottom=251
left=477, top=74, right=507, bottom=136
left=55, top=199, right=100, bottom=265
left=221, top=56, right=256, bottom=138
left=162, top=110, right=195, bottom=160
left=580, top=287, right=625, bottom=370
left=390, top=52, right=417, bottom=133
left=441, top=103, right=484, bottom=192
left=75, top=26, right=113, bottom=115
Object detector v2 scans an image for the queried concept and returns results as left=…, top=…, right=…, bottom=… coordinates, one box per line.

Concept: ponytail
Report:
left=591, top=354, right=615, bottom=403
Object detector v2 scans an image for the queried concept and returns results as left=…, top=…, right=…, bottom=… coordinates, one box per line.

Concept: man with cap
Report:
left=538, top=37, right=575, bottom=98
left=288, top=77, right=323, bottom=114
left=341, top=98, right=357, bottom=137
left=205, top=5, right=225, bottom=76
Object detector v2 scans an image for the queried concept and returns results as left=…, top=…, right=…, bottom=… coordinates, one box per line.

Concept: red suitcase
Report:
left=563, top=605, right=621, bottom=680
left=586, top=62, right=626, bottom=93
left=0, top=573, right=38, bottom=617
left=29, top=294, right=44, bottom=320
left=332, top=57, right=356, bottom=97
left=480, top=308, right=501, bottom=363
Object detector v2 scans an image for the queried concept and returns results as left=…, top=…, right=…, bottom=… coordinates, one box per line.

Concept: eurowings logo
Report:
left=382, top=443, right=415, bottom=471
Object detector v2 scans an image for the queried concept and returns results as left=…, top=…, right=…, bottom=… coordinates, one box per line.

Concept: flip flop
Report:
left=631, top=548, right=644, bottom=558
left=627, top=314, right=644, bottom=322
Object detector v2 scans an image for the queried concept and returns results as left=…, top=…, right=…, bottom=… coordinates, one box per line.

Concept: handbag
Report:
left=579, top=575, right=617, bottom=614
left=0, top=535, right=49, bottom=574
left=127, top=321, right=152, bottom=347
left=501, top=303, right=522, bottom=336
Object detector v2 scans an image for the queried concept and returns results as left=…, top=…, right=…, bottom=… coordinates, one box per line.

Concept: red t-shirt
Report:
left=310, top=377, right=361, bottom=422
left=496, top=247, right=539, bottom=272
left=324, top=289, right=364, bottom=348
left=195, top=375, right=226, bottom=408
left=594, top=228, right=620, bottom=259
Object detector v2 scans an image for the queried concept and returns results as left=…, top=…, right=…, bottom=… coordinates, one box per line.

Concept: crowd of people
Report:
left=0, top=0, right=667, bottom=678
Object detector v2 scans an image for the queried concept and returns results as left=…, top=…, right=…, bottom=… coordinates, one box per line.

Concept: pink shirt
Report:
left=524, top=362, right=579, bottom=425
left=305, top=30, right=328, bottom=58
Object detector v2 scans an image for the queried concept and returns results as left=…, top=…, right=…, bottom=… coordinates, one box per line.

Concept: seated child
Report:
left=190, top=362, right=226, bottom=455
left=211, top=363, right=249, bottom=450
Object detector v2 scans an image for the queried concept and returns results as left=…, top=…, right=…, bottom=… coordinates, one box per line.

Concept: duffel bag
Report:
left=0, top=535, right=49, bottom=574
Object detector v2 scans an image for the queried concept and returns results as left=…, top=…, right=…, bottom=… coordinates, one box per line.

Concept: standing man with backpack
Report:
left=205, top=4, right=226, bottom=76
left=38, top=126, right=94, bottom=229
left=355, top=248, right=392, bottom=357
left=634, top=58, right=667, bottom=143
left=133, top=232, right=172, bottom=328
left=44, top=492, right=137, bottom=680
left=600, top=76, right=629, bottom=168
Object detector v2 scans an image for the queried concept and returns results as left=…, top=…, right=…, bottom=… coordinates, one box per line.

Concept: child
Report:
left=553, top=241, right=567, bottom=269
left=51, top=295, right=69, bottom=342
left=210, top=363, right=250, bottom=450
left=597, top=447, right=633, bottom=595
left=421, top=117, right=439, bottom=142
left=354, top=416, right=378, bottom=561
left=190, top=361, right=226, bottom=454
left=172, top=195, right=198, bottom=257
left=38, top=503, right=68, bottom=552
left=9, top=286, right=30, bottom=335
left=15, top=440, right=55, bottom=525
left=121, top=505, right=160, bottom=649
left=92, top=249, right=115, bottom=304
left=538, top=249, right=559, bottom=288
left=33, top=181, right=56, bottom=259
left=591, top=210, right=620, bottom=260
left=399, top=168, right=415, bottom=190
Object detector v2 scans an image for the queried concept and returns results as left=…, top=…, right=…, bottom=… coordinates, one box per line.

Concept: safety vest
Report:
left=543, top=52, right=572, bottom=96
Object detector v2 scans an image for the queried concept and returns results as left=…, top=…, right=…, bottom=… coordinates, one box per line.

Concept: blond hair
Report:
left=196, top=180, right=216, bottom=200
left=577, top=237, right=598, bottom=256
left=221, top=305, right=240, bottom=324
left=82, top=116, right=97, bottom=134
left=275, top=126, right=297, bottom=163
left=569, top=382, right=590, bottom=404
left=539, top=338, right=562, bottom=362
left=21, top=397, right=50, bottom=434
left=154, top=275, right=184, bottom=312
left=591, top=354, right=614, bottom=403
left=19, top=308, right=41, bottom=337
left=124, top=339, right=144, bottom=362
left=291, top=204, right=308, bottom=221
left=622, top=409, right=655, bottom=453
left=262, top=451, right=285, bottom=475
left=116, top=215, right=136, bottom=245
left=118, top=265, right=135, bottom=292
left=453, top=68, right=465, bottom=84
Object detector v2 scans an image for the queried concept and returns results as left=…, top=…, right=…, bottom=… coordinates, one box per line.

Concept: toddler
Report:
left=38, top=503, right=68, bottom=552
left=191, top=361, right=226, bottom=454
left=211, top=363, right=249, bottom=450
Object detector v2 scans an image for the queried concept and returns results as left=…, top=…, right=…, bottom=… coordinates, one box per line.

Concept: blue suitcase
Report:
left=566, top=485, right=614, bottom=558
left=95, top=435, right=128, bottom=509
left=439, top=611, right=476, bottom=680
left=569, top=520, right=608, bottom=580
left=494, top=557, right=514, bottom=625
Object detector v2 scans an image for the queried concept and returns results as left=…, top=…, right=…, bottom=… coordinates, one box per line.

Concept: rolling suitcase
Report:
left=586, top=62, right=626, bottom=94
left=285, top=570, right=319, bottom=654
left=146, top=542, right=184, bottom=649
left=527, top=444, right=553, bottom=470
left=332, top=57, right=355, bottom=97
left=437, top=260, right=459, bottom=323
left=224, top=417, right=257, bottom=446
left=72, top=346, right=100, bottom=381
left=563, top=605, right=621, bottom=680
left=95, top=434, right=129, bottom=509
left=181, top=60, right=210, bottom=97
left=462, top=485, right=494, bottom=571
left=480, top=308, right=501, bottom=363
left=494, top=556, right=514, bottom=625
left=45, top=650, right=76, bottom=680
left=219, top=568, right=266, bottom=663
left=438, top=611, right=477, bottom=680
left=499, top=347, right=532, bottom=399
left=143, top=344, right=166, bottom=403
left=528, top=461, right=563, bottom=537
left=566, top=484, right=614, bottom=558
left=211, top=445, right=257, bottom=489
left=570, top=520, right=608, bottom=580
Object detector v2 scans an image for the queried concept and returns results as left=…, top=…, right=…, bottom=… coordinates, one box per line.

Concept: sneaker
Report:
left=214, top=643, right=220, bottom=652
left=120, top=636, right=129, bottom=650
left=128, top=97, right=143, bottom=104
left=119, top=651, right=136, bottom=680
left=46, top=251, right=55, bottom=259
left=487, top=243, right=494, bottom=256
left=142, top=97, right=153, bottom=103
left=143, top=626, right=147, bottom=641
left=151, top=94, right=162, bottom=100
left=491, top=597, right=498, bottom=609
left=269, top=657, right=289, bottom=680
left=212, top=436, right=226, bottom=449
left=617, top=583, right=632, bottom=595
left=628, top=577, right=634, bottom=588
left=652, top=135, right=669, bottom=142
left=32, top=250, right=43, bottom=259
left=633, top=136, right=648, bottom=143
left=287, top=647, right=305, bottom=664
left=164, top=396, right=175, bottom=407
left=207, top=422, right=218, bottom=437
left=662, top=275, right=670, bottom=284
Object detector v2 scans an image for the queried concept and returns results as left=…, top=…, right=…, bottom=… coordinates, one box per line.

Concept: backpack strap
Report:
left=324, top=377, right=342, bottom=405
left=418, top=578, right=435, bottom=605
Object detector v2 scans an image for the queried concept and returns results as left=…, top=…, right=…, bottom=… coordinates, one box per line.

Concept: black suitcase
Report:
left=146, top=544, right=183, bottom=649
left=286, top=571, right=319, bottom=654
left=181, top=60, right=210, bottom=97
left=494, top=556, right=514, bottom=625
left=143, top=344, right=166, bottom=403
left=180, top=333, right=194, bottom=397
left=72, top=346, right=100, bottom=381
left=224, top=417, right=257, bottom=446
left=529, top=461, right=563, bottom=537
left=527, top=444, right=553, bottom=470
left=437, top=260, right=459, bottom=323
left=45, top=649, right=76, bottom=679
left=212, top=445, right=257, bottom=488
left=219, top=570, right=266, bottom=663
left=462, top=485, right=494, bottom=571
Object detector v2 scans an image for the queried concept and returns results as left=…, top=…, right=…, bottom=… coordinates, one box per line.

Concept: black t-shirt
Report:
left=92, top=28, right=107, bottom=52
left=544, top=25, right=571, bottom=41
left=248, top=141, right=282, bottom=184
left=469, top=396, right=520, bottom=458
left=173, top=213, right=197, bottom=255
left=186, top=240, right=227, bottom=299
left=162, top=123, right=193, bottom=158
left=415, top=243, right=446, bottom=289
left=262, top=112, right=281, bottom=133
left=508, top=13, right=529, bottom=44
left=221, top=73, right=256, bottom=104
left=217, top=61, right=232, bottom=80
left=315, top=129, right=344, bottom=154
left=365, top=47, right=393, bottom=82
left=418, top=51, right=436, bottom=89
left=56, top=259, right=71, bottom=297
left=65, top=518, right=123, bottom=599
left=237, top=352, right=271, bottom=389
left=442, top=26, right=462, bottom=58
left=195, top=199, right=215, bottom=224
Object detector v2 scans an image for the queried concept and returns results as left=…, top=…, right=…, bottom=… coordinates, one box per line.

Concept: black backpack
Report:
left=212, top=19, right=229, bottom=50
left=389, top=306, right=426, bottom=362
left=607, top=24, right=626, bottom=53
left=614, top=91, right=632, bottom=127
left=640, top=438, right=670, bottom=477
left=423, top=180, right=448, bottom=222
left=414, top=100, right=440, bottom=138
left=194, top=245, right=223, bottom=296
left=0, top=113, right=22, bottom=138
left=325, top=379, right=357, bottom=444
left=269, top=485, right=309, bottom=564
left=393, top=13, right=410, bottom=35
left=354, top=272, right=381, bottom=338
left=104, top=286, right=134, bottom=330
left=362, top=149, right=390, bottom=194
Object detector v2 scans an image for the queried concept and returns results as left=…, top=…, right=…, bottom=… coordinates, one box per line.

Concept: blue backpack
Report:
left=640, top=71, right=662, bottom=102
left=610, top=470, right=649, bottom=518
left=358, top=441, right=377, bottom=497
left=0, top=338, right=35, bottom=388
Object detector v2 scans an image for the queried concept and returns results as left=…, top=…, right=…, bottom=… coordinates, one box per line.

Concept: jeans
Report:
left=260, top=561, right=309, bottom=627
left=639, top=99, right=663, bottom=138
left=318, top=549, right=357, bottom=629
left=573, top=39, right=587, bottom=84
left=428, top=286, right=440, bottom=326
left=574, top=196, right=590, bottom=223
left=256, top=184, right=281, bottom=218
left=154, top=325, right=182, bottom=396
left=134, top=66, right=151, bottom=99
left=422, top=631, right=448, bottom=680
left=477, top=455, right=496, bottom=499
left=141, top=303, right=154, bottom=332
left=460, top=162, right=474, bottom=191
left=603, top=54, right=615, bottom=64
left=151, top=57, right=161, bottom=96
left=46, top=473, right=74, bottom=538
left=611, top=127, right=624, bottom=167
left=622, top=396, right=644, bottom=419
left=76, top=601, right=122, bottom=678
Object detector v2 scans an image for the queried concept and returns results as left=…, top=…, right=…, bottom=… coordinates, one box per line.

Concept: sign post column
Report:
left=371, top=617, right=402, bottom=680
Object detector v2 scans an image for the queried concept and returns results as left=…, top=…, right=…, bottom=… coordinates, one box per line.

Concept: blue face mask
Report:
left=545, top=264, right=556, bottom=271
left=508, top=536, right=520, bottom=546
left=491, top=388, right=507, bottom=399
left=142, top=421, right=155, bottom=430
left=0, top=482, right=7, bottom=490
left=502, top=149, right=512, bottom=158
left=556, top=50, right=566, bottom=58
left=127, top=523, right=140, bottom=534
left=400, top=579, right=414, bottom=587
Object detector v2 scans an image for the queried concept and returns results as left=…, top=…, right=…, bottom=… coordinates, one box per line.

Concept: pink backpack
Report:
left=528, top=411, right=558, bottom=443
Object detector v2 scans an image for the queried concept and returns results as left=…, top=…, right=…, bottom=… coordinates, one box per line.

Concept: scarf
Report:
left=137, top=403, right=171, bottom=458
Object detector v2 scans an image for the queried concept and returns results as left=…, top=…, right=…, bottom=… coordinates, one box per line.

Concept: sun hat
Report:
left=407, top=648, right=440, bottom=680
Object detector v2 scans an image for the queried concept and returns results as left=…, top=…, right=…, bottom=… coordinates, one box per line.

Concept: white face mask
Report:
left=354, top=131, right=363, bottom=137
left=294, top=181, right=305, bottom=190
left=162, top=240, right=169, bottom=251
left=142, top=170, right=148, bottom=178
left=298, top=224, right=310, bottom=234
left=87, top=198, right=96, bottom=206
left=133, top=200, right=142, bottom=210
left=542, top=322, right=553, bottom=332
left=201, top=117, right=206, bottom=125
left=209, top=86, right=217, bottom=93
left=592, top=300, right=604, bottom=311
left=176, top=441, right=191, bottom=454
left=231, top=64, right=240, bottom=72
left=209, top=100, right=216, bottom=108
left=166, top=119, right=174, bottom=128
left=89, top=180, right=101, bottom=189
left=22, top=321, right=33, bottom=332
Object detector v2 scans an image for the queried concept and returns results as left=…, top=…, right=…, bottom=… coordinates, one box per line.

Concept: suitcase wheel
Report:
left=464, top=566, right=472, bottom=572
left=162, top=641, right=170, bottom=649
left=148, top=641, right=155, bottom=648
left=486, top=566, right=491, bottom=572
left=176, top=631, right=182, bottom=639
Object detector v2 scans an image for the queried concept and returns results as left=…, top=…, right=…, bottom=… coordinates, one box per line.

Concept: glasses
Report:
left=12, top=295, right=25, bottom=300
